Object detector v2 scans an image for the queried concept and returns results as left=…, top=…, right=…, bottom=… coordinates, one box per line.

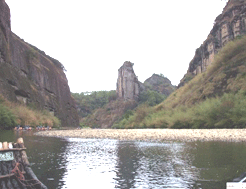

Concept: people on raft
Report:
left=14, top=125, right=22, bottom=130
left=35, top=125, right=52, bottom=131
left=14, top=125, right=32, bottom=131
left=15, top=125, right=52, bottom=131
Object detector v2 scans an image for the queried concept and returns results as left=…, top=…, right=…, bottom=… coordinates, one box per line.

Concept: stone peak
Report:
left=152, top=73, right=163, bottom=77
left=123, top=61, right=134, bottom=67
left=117, top=61, right=140, bottom=100
left=223, top=0, right=246, bottom=12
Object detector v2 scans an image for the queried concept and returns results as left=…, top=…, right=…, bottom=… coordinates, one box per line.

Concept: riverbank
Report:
left=35, top=129, right=246, bottom=142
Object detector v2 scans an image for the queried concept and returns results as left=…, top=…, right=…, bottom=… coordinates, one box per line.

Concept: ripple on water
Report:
left=2, top=131, right=244, bottom=189
left=58, top=138, right=201, bottom=189
left=60, top=138, right=118, bottom=189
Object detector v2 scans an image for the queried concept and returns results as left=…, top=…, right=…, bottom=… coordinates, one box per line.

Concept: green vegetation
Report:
left=143, top=73, right=176, bottom=97
left=73, top=88, right=168, bottom=128
left=0, top=104, right=16, bottom=129
left=182, top=72, right=195, bottom=84
left=73, top=90, right=137, bottom=128
left=141, top=91, right=246, bottom=129
left=0, top=95, right=61, bottom=130
left=72, top=90, right=117, bottom=118
left=139, top=90, right=166, bottom=106
left=114, top=35, right=246, bottom=129
left=81, top=98, right=138, bottom=129
left=26, top=49, right=37, bottom=60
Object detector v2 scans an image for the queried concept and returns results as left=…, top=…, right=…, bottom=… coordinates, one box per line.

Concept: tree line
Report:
left=72, top=91, right=117, bottom=118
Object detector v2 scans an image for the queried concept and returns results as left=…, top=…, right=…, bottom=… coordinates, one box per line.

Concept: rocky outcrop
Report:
left=144, top=74, right=176, bottom=96
left=116, top=62, right=176, bottom=101
left=0, top=0, right=79, bottom=126
left=117, top=61, right=143, bottom=100
left=179, top=0, right=246, bottom=87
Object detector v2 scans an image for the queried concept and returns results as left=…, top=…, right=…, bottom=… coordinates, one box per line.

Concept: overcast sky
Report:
left=5, top=0, right=227, bottom=93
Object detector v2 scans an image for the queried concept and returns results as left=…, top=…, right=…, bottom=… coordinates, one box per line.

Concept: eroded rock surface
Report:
left=179, top=0, right=246, bottom=87
left=0, top=0, right=79, bottom=126
left=117, top=61, right=142, bottom=100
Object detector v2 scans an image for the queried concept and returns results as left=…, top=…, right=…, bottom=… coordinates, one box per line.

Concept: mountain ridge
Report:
left=179, top=0, right=246, bottom=88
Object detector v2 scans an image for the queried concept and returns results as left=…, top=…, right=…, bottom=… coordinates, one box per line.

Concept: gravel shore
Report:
left=35, top=129, right=246, bottom=142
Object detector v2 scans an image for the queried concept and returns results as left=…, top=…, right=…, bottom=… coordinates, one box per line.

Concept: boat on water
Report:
left=14, top=125, right=52, bottom=131
left=0, top=138, right=47, bottom=189
left=227, top=172, right=246, bottom=188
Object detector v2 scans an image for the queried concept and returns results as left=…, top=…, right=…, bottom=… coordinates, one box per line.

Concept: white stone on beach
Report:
left=35, top=129, right=246, bottom=142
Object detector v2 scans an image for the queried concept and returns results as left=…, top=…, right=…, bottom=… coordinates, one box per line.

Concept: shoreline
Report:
left=34, top=129, right=246, bottom=142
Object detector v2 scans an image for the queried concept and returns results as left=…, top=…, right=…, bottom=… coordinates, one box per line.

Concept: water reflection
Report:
left=60, top=138, right=118, bottom=189
left=27, top=136, right=69, bottom=188
left=115, top=141, right=140, bottom=188
left=1, top=131, right=246, bottom=188
left=190, top=141, right=246, bottom=189
left=137, top=142, right=199, bottom=188
left=114, top=141, right=200, bottom=189
left=0, top=130, right=69, bottom=188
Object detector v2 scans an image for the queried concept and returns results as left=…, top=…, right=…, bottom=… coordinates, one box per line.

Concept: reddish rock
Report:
left=0, top=0, right=79, bottom=126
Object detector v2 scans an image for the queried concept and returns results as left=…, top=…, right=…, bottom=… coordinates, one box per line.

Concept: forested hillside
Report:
left=72, top=91, right=117, bottom=119
left=114, top=36, right=246, bottom=129
left=72, top=87, right=167, bottom=128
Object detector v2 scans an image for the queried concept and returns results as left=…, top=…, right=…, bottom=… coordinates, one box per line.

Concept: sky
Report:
left=5, top=0, right=228, bottom=93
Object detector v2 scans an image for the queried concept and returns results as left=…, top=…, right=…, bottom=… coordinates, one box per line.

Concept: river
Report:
left=0, top=130, right=246, bottom=189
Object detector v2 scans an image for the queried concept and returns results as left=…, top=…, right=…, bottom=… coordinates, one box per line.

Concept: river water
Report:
left=0, top=130, right=246, bottom=189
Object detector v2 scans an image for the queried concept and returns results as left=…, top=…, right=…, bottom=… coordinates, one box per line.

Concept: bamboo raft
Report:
left=0, top=138, right=47, bottom=189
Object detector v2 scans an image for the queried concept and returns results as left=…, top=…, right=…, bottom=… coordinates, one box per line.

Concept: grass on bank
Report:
left=113, top=35, right=246, bottom=129
left=0, top=95, right=60, bottom=130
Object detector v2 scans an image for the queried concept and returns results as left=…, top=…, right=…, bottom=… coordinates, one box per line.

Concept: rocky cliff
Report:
left=179, top=0, right=246, bottom=87
left=116, top=61, right=144, bottom=100
left=144, top=74, right=176, bottom=96
left=116, top=62, right=176, bottom=101
left=0, top=0, right=79, bottom=126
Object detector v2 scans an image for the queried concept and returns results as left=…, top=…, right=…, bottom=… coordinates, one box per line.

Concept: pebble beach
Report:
left=35, top=129, right=246, bottom=142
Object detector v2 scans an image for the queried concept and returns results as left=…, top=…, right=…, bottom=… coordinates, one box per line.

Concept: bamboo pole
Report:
left=17, top=138, right=48, bottom=189
left=1, top=162, right=11, bottom=188
left=0, top=142, right=15, bottom=189
left=2, top=142, right=8, bottom=150
left=6, top=156, right=19, bottom=189
left=0, top=148, right=27, bottom=152
left=0, top=141, right=9, bottom=189
left=5, top=161, right=14, bottom=189
left=13, top=142, right=27, bottom=189
left=16, top=138, right=23, bottom=144
left=0, top=162, right=7, bottom=189
left=0, top=138, right=47, bottom=189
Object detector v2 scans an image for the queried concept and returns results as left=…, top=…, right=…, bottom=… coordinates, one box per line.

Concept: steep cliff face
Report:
left=144, top=74, right=176, bottom=96
left=116, top=61, right=144, bottom=100
left=0, top=0, right=79, bottom=126
left=179, top=0, right=246, bottom=87
left=0, top=0, right=11, bottom=63
left=116, top=62, right=176, bottom=101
